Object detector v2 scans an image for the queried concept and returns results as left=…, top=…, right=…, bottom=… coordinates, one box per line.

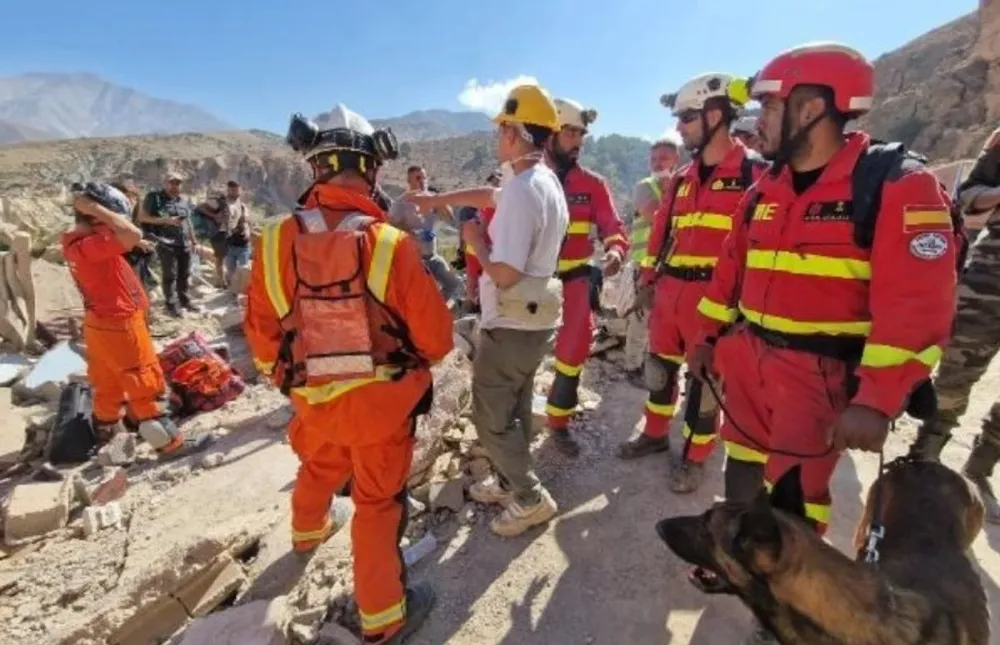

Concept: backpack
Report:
left=159, top=331, right=245, bottom=417
left=48, top=382, right=97, bottom=465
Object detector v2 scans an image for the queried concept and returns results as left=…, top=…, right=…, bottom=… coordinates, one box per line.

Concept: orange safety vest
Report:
left=273, top=207, right=418, bottom=393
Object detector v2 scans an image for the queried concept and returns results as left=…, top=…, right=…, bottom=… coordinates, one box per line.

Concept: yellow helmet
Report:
left=493, top=84, right=559, bottom=131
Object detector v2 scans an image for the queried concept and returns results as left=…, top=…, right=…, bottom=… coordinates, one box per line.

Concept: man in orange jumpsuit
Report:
left=244, top=104, right=453, bottom=645
left=620, top=74, right=767, bottom=496
left=688, top=42, right=958, bottom=644
left=62, top=183, right=211, bottom=458
left=545, top=98, right=629, bottom=456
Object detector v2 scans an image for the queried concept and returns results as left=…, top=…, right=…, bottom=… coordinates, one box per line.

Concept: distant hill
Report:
left=313, top=107, right=493, bottom=143
left=0, top=72, right=233, bottom=144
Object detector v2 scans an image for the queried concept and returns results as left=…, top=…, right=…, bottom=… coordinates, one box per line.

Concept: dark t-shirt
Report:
left=142, top=190, right=195, bottom=249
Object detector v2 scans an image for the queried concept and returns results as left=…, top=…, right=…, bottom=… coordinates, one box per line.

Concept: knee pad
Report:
left=137, top=417, right=180, bottom=450
left=724, top=459, right=765, bottom=504
left=644, top=355, right=677, bottom=392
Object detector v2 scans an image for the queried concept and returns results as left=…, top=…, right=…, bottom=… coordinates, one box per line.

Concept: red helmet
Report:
left=750, top=42, right=874, bottom=116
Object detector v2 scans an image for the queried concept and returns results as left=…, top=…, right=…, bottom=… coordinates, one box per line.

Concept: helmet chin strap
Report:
left=770, top=103, right=830, bottom=170
left=694, top=112, right=726, bottom=158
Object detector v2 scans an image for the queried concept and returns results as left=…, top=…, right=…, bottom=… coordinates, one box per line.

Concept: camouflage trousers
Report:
left=933, top=225, right=1000, bottom=447
left=623, top=309, right=649, bottom=372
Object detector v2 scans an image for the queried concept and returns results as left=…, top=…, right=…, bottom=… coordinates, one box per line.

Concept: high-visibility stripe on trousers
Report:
left=714, top=326, right=845, bottom=534
left=546, top=275, right=593, bottom=430
left=288, top=410, right=413, bottom=640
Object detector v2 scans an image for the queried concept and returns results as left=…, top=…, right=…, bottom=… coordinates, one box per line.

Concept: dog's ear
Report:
left=769, top=465, right=807, bottom=520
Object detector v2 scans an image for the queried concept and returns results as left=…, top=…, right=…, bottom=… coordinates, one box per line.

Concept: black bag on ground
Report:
left=48, top=382, right=97, bottom=465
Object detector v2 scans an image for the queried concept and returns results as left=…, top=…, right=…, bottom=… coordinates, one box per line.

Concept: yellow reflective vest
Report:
left=631, top=176, right=663, bottom=265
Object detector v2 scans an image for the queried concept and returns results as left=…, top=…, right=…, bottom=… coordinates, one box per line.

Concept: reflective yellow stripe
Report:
left=546, top=403, right=576, bottom=417
left=554, top=360, right=583, bottom=378
left=253, top=357, right=276, bottom=375
left=360, top=599, right=406, bottom=632
left=657, top=353, right=684, bottom=365
left=639, top=254, right=657, bottom=269
left=603, top=234, right=627, bottom=246
left=261, top=217, right=291, bottom=318
left=368, top=225, right=402, bottom=301
left=291, top=365, right=403, bottom=405
left=558, top=257, right=591, bottom=272
left=645, top=400, right=676, bottom=417
left=697, top=297, right=738, bottom=324
left=859, top=343, right=942, bottom=369
left=673, top=212, right=732, bottom=232
left=903, top=210, right=951, bottom=227
left=667, top=254, right=718, bottom=268
left=641, top=176, right=664, bottom=201
left=725, top=441, right=768, bottom=464
left=764, top=481, right=830, bottom=525
left=567, top=221, right=591, bottom=235
left=465, top=243, right=477, bottom=258
left=746, top=250, right=871, bottom=280
left=291, top=519, right=333, bottom=543
left=739, top=305, right=871, bottom=336
left=682, top=424, right=715, bottom=445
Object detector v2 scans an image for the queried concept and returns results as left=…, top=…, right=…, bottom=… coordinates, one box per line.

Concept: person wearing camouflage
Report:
left=909, top=126, right=1000, bottom=523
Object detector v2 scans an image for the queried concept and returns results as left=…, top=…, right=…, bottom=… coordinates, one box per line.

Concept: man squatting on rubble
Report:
left=404, top=84, right=570, bottom=537
left=908, top=124, right=1000, bottom=522
left=621, top=73, right=768, bottom=498
left=244, top=104, right=454, bottom=644
left=620, top=134, right=681, bottom=388
left=61, top=183, right=212, bottom=460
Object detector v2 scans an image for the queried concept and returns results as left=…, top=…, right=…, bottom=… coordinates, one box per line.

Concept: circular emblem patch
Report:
left=909, top=232, right=949, bottom=260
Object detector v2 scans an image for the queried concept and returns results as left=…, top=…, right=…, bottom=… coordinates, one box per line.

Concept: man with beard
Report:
left=544, top=98, right=629, bottom=457
left=731, top=114, right=762, bottom=152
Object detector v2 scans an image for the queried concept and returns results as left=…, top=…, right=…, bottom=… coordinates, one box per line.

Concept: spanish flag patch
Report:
left=903, top=206, right=952, bottom=233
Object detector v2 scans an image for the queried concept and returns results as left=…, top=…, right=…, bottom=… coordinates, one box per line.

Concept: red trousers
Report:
left=715, top=326, right=846, bottom=533
left=642, top=277, right=718, bottom=463
left=546, top=276, right=593, bottom=429
left=288, top=408, right=412, bottom=639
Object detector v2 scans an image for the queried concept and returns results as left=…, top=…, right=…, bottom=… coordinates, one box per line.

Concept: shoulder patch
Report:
left=903, top=205, right=952, bottom=233
left=909, top=232, right=950, bottom=260
left=710, top=177, right=746, bottom=192
left=567, top=193, right=592, bottom=205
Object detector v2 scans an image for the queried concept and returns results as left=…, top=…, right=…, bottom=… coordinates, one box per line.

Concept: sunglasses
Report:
left=677, top=111, right=700, bottom=124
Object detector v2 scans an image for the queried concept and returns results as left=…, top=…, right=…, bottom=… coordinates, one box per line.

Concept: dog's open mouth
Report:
left=688, top=566, right=737, bottom=595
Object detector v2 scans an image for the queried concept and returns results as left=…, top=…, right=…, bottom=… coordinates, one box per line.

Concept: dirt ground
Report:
left=2, top=272, right=1000, bottom=643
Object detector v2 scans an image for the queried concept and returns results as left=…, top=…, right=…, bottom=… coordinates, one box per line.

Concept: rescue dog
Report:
left=655, top=459, right=990, bottom=644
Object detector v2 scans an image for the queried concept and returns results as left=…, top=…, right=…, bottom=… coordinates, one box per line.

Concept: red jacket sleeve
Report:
left=640, top=176, right=678, bottom=284
left=693, top=191, right=752, bottom=345
left=591, top=175, right=629, bottom=260
left=62, top=229, right=126, bottom=264
left=851, top=169, right=958, bottom=417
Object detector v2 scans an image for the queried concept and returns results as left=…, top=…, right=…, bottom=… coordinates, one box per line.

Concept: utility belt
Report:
left=557, top=264, right=592, bottom=282
left=556, top=264, right=602, bottom=313
left=660, top=265, right=714, bottom=282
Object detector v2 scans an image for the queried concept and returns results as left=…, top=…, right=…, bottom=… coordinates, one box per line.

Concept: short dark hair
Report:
left=523, top=124, right=554, bottom=149
left=406, top=165, right=424, bottom=175
left=703, top=96, right=737, bottom=125
left=792, top=84, right=849, bottom=130
left=226, top=180, right=240, bottom=188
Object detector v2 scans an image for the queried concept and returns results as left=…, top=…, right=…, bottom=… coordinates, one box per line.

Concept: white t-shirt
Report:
left=479, top=163, right=569, bottom=330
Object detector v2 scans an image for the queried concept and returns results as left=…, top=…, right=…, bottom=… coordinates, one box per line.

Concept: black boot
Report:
left=907, top=422, right=952, bottom=462
left=618, top=433, right=669, bottom=460
left=963, top=434, right=1000, bottom=525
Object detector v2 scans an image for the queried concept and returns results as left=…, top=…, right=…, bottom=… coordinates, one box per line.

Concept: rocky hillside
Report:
left=370, top=109, right=493, bottom=142
left=862, top=0, right=999, bottom=161
left=0, top=73, right=232, bottom=143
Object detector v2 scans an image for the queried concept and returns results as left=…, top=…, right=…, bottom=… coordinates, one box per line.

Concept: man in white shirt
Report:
left=405, top=84, right=568, bottom=537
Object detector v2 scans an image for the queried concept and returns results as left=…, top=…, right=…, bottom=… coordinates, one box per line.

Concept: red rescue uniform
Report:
left=640, top=142, right=765, bottom=462
left=693, top=132, right=957, bottom=533
left=546, top=165, right=628, bottom=429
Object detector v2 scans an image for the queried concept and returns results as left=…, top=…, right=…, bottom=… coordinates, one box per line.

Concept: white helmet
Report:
left=732, top=115, right=758, bottom=135
left=555, top=98, right=598, bottom=130
left=660, top=73, right=750, bottom=116
left=287, top=103, right=398, bottom=163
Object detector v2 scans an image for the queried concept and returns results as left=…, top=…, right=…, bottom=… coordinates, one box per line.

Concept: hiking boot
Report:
left=293, top=497, right=354, bottom=557
left=165, top=304, right=183, bottom=318
left=907, top=423, right=951, bottom=462
left=379, top=582, right=437, bottom=644
left=158, top=434, right=218, bottom=461
left=548, top=430, right=580, bottom=458
left=490, top=489, right=558, bottom=538
left=962, top=434, right=1000, bottom=525
left=469, top=476, right=513, bottom=506
left=625, top=368, right=646, bottom=389
left=617, top=434, right=669, bottom=460
left=669, top=460, right=705, bottom=494
left=180, top=300, right=202, bottom=314
left=744, top=621, right=779, bottom=645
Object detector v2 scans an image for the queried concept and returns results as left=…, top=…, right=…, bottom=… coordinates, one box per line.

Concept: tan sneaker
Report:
left=469, top=476, right=513, bottom=506
left=490, top=489, right=558, bottom=537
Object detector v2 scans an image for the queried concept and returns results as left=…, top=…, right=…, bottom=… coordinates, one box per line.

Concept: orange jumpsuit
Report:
left=62, top=227, right=175, bottom=441
left=244, top=184, right=453, bottom=641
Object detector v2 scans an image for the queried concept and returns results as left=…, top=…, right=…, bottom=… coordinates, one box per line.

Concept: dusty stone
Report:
left=42, top=244, right=65, bottom=264
left=3, top=478, right=71, bottom=545
left=457, top=503, right=477, bottom=526
left=531, top=394, right=547, bottom=435
left=110, top=595, right=189, bottom=645
left=266, top=406, right=292, bottom=431
left=81, top=502, right=123, bottom=538
left=179, top=597, right=288, bottom=645
left=96, top=432, right=137, bottom=466
left=467, top=458, right=492, bottom=482
left=442, top=424, right=464, bottom=445
left=173, top=553, right=247, bottom=617
left=406, top=496, right=426, bottom=517
left=409, top=350, right=472, bottom=487
left=199, top=453, right=224, bottom=469
left=214, top=305, right=245, bottom=333
left=428, top=479, right=464, bottom=513
left=316, top=622, right=361, bottom=645
left=0, top=353, right=31, bottom=386
left=228, top=265, right=251, bottom=296
left=74, top=465, right=128, bottom=506
left=15, top=341, right=85, bottom=401
left=288, top=622, right=316, bottom=645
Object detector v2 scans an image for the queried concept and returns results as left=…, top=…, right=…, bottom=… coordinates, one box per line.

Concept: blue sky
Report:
left=0, top=0, right=978, bottom=140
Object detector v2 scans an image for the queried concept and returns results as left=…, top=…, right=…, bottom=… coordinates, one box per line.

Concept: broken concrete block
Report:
left=316, top=623, right=361, bottom=645
left=178, top=597, right=288, bottom=645
left=213, top=305, right=245, bottom=333
left=96, top=433, right=137, bottom=466
left=111, top=595, right=189, bottom=645
left=42, top=245, right=65, bottom=264
left=266, top=406, right=292, bottom=431
left=173, top=553, right=247, bottom=617
left=406, top=496, right=426, bottom=518
left=3, top=479, right=71, bottom=545
left=228, top=265, right=251, bottom=296
left=428, top=479, right=464, bottom=513
left=82, top=502, right=123, bottom=538
left=199, top=453, right=224, bottom=470
left=74, top=465, right=129, bottom=506
left=0, top=353, right=31, bottom=386
left=15, top=341, right=85, bottom=402
left=531, top=394, right=547, bottom=435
